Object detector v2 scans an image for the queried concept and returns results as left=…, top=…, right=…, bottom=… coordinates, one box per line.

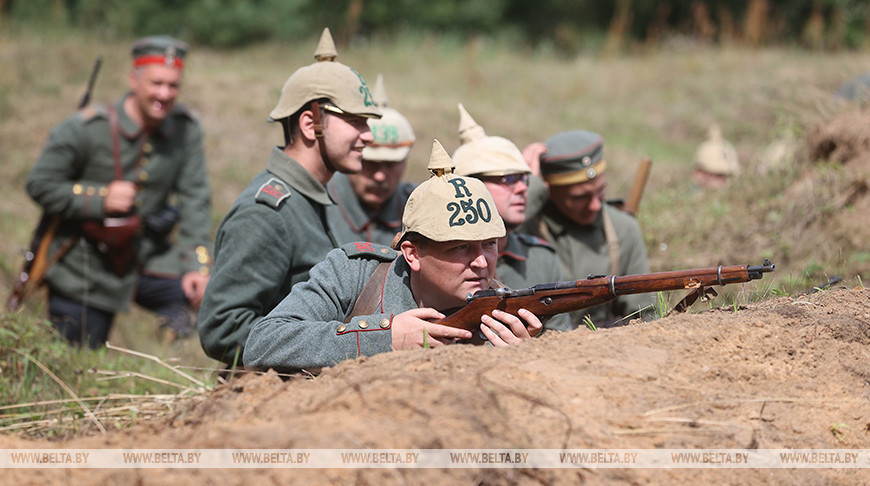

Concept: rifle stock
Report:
left=434, top=260, right=775, bottom=332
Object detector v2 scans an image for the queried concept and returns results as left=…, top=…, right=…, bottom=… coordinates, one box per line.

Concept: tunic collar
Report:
left=497, top=232, right=528, bottom=262
left=265, top=147, right=334, bottom=206
left=328, top=173, right=403, bottom=233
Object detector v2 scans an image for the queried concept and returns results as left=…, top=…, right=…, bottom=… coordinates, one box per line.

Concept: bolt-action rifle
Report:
left=6, top=56, right=102, bottom=312
left=434, top=260, right=775, bottom=336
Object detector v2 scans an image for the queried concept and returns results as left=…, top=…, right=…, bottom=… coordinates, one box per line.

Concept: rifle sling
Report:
left=344, top=261, right=391, bottom=323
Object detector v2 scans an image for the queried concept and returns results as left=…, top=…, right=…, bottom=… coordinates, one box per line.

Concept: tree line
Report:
left=3, top=0, right=867, bottom=51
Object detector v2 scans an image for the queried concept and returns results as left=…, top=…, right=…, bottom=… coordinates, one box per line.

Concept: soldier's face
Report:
left=548, top=174, right=607, bottom=226
left=323, top=111, right=374, bottom=175
left=403, top=238, right=498, bottom=310
left=480, top=173, right=529, bottom=230
left=128, top=64, right=182, bottom=127
left=347, top=158, right=407, bottom=210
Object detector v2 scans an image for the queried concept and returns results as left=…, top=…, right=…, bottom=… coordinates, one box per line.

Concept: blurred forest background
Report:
left=2, top=0, right=869, bottom=52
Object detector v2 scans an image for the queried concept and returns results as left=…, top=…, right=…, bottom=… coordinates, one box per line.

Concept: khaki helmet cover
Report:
left=451, top=103, right=530, bottom=177
left=269, top=28, right=381, bottom=121
left=393, top=140, right=506, bottom=249
left=363, top=74, right=416, bottom=162
left=695, top=124, right=740, bottom=176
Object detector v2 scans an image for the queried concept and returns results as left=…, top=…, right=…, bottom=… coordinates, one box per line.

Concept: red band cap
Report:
left=133, top=55, right=184, bottom=69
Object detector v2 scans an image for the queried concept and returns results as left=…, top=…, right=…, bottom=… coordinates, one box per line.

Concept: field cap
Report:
left=452, top=103, right=530, bottom=177
left=131, top=35, right=188, bottom=69
left=392, top=139, right=505, bottom=249
left=695, top=124, right=740, bottom=176
left=540, top=129, right=606, bottom=186
left=269, top=28, right=381, bottom=121
left=362, top=74, right=415, bottom=162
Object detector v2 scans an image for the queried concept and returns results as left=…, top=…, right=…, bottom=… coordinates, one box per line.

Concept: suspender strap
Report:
left=602, top=210, right=621, bottom=276
left=344, top=261, right=391, bottom=323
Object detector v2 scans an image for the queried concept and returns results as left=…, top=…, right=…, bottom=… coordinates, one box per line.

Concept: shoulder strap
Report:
left=107, top=104, right=123, bottom=180
left=602, top=209, right=621, bottom=276
left=344, top=261, right=391, bottom=323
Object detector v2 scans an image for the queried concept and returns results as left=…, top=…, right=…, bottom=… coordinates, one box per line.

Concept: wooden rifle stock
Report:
left=624, top=157, right=652, bottom=216
left=434, top=260, right=775, bottom=332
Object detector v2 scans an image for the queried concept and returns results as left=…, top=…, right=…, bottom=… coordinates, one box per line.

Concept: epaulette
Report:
left=255, top=177, right=292, bottom=209
left=516, top=232, right=556, bottom=252
left=340, top=242, right=398, bottom=261
left=171, top=103, right=200, bottom=121
left=76, top=103, right=109, bottom=122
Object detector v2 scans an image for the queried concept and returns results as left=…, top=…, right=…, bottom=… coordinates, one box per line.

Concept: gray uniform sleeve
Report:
left=26, top=114, right=108, bottom=221
left=243, top=249, right=393, bottom=372
left=198, top=203, right=295, bottom=365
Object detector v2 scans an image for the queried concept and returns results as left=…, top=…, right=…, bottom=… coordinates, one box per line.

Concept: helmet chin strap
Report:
left=309, top=101, right=336, bottom=173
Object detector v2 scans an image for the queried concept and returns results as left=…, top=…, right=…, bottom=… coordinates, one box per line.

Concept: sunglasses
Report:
left=481, top=173, right=530, bottom=186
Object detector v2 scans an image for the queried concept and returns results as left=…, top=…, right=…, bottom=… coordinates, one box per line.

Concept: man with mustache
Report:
left=521, top=130, right=655, bottom=328
left=25, top=35, right=212, bottom=348
left=451, top=104, right=571, bottom=331
left=327, top=74, right=416, bottom=247
left=198, top=28, right=381, bottom=366
left=244, top=140, right=542, bottom=373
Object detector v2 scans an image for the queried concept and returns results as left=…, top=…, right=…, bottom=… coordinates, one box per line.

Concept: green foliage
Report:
left=582, top=315, right=597, bottom=332
left=3, top=0, right=866, bottom=49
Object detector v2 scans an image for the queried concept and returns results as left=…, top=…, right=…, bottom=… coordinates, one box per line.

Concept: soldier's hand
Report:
left=479, top=308, right=543, bottom=347
left=181, top=271, right=209, bottom=307
left=391, top=307, right=473, bottom=350
left=522, top=142, right=547, bottom=176
left=104, top=181, right=137, bottom=215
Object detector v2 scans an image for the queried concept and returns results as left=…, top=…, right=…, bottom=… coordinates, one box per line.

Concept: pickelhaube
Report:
left=131, top=35, right=188, bottom=69
left=540, top=129, right=607, bottom=186
left=392, top=140, right=505, bottom=249
left=362, top=74, right=415, bottom=162
left=268, top=28, right=381, bottom=121
left=452, top=103, right=530, bottom=177
left=695, top=124, right=740, bottom=176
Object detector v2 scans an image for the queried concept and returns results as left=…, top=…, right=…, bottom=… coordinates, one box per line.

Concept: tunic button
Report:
left=98, top=187, right=108, bottom=197
left=379, top=318, right=390, bottom=328
left=336, top=324, right=347, bottom=333
left=139, top=171, right=149, bottom=181
left=143, top=142, right=152, bottom=153
left=358, top=320, right=369, bottom=329
left=85, top=186, right=95, bottom=196
left=72, top=184, right=83, bottom=195
left=379, top=248, right=390, bottom=254
left=141, top=157, right=149, bottom=166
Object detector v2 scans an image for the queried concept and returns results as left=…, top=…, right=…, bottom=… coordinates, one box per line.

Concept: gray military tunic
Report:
left=326, top=172, right=415, bottom=247
left=496, top=232, right=572, bottom=331
left=198, top=147, right=339, bottom=364
left=244, top=243, right=407, bottom=372
left=25, top=95, right=212, bottom=313
left=527, top=202, right=655, bottom=328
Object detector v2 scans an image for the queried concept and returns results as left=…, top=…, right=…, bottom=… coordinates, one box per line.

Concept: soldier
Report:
left=25, top=35, right=212, bottom=348
left=327, top=74, right=416, bottom=246
left=692, top=124, right=740, bottom=189
left=451, top=104, right=571, bottom=331
left=198, top=28, right=381, bottom=366
left=243, top=140, right=542, bottom=373
left=520, top=130, right=655, bottom=329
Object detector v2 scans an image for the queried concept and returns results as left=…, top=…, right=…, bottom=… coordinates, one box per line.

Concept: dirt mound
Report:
left=3, top=287, right=868, bottom=484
